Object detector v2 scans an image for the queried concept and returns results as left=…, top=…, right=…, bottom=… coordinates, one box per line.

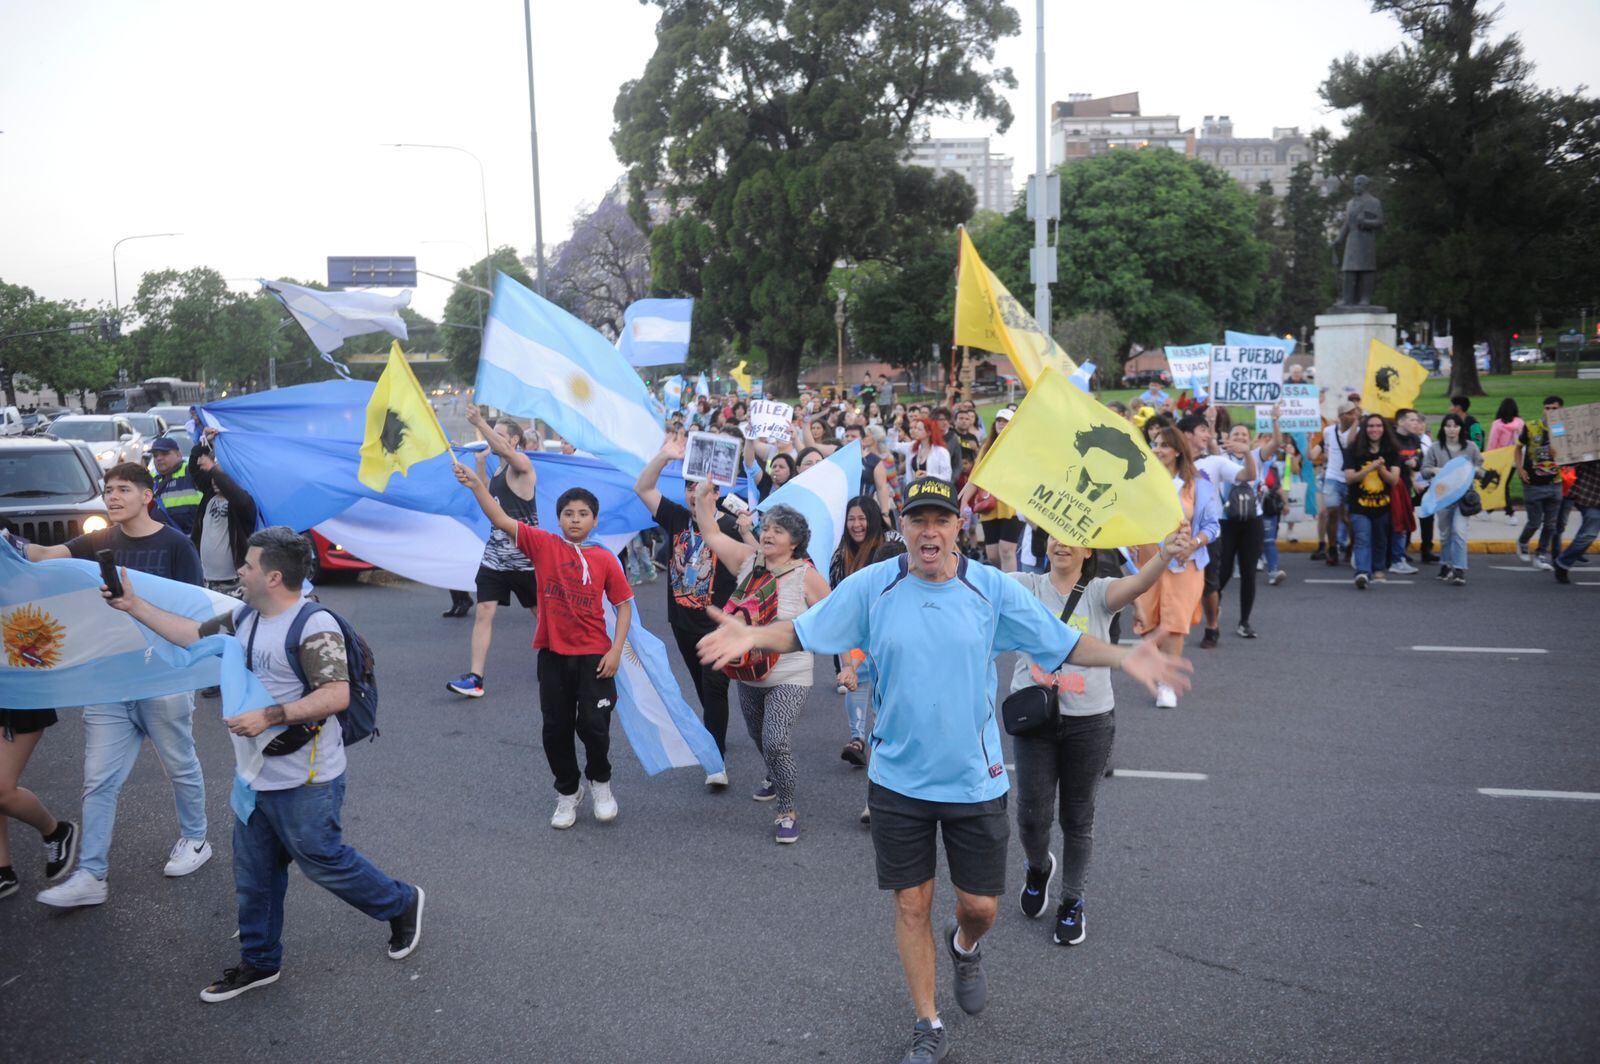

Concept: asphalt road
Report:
left=3, top=558, right=1598, bottom=1063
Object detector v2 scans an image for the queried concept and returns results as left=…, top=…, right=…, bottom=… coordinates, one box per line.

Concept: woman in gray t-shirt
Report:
left=1008, top=530, right=1187, bottom=947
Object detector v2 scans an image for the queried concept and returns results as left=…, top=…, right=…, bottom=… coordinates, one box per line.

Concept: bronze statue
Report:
left=1332, top=175, right=1384, bottom=309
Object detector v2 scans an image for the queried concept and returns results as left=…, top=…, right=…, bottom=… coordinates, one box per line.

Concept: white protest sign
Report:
left=1210, top=345, right=1287, bottom=405
left=1164, top=344, right=1213, bottom=392
left=1254, top=383, right=1320, bottom=433
left=682, top=431, right=741, bottom=488
left=746, top=399, right=793, bottom=442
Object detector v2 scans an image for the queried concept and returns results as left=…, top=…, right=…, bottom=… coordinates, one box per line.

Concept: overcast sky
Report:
left=2, top=0, right=1593, bottom=324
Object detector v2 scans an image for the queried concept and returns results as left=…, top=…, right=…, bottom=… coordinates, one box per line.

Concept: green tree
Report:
left=0, top=281, right=119, bottom=406
left=848, top=234, right=960, bottom=374
left=1321, top=0, right=1600, bottom=395
left=442, top=246, right=534, bottom=381
left=1277, top=161, right=1335, bottom=342
left=613, top=0, right=1021, bottom=396
left=1052, top=310, right=1124, bottom=376
left=128, top=267, right=285, bottom=389
left=1251, top=179, right=1287, bottom=336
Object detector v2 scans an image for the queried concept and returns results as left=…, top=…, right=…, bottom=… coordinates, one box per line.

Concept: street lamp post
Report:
left=522, top=0, right=547, bottom=297
left=112, top=232, right=182, bottom=319
left=386, top=143, right=493, bottom=325
left=835, top=290, right=847, bottom=391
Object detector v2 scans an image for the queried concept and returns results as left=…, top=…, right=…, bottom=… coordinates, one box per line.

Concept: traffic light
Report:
left=1512, top=332, right=1519, bottom=341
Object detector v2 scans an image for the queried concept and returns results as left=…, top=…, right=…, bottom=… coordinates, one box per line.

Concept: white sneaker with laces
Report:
left=1515, top=543, right=1531, bottom=562
left=1154, top=684, right=1178, bottom=709
left=1535, top=556, right=1554, bottom=572
left=551, top=786, right=584, bottom=830
left=37, top=869, right=108, bottom=908
left=592, top=781, right=619, bottom=823
left=1390, top=560, right=1418, bottom=575
left=704, top=770, right=729, bottom=789
left=164, top=838, right=213, bottom=878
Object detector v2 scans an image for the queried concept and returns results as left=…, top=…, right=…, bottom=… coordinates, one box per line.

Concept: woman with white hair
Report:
left=692, top=482, right=830, bottom=845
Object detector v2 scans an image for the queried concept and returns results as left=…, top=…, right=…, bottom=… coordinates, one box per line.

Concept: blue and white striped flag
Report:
left=695, top=372, right=711, bottom=399
left=475, top=271, right=666, bottom=478
left=617, top=298, right=693, bottom=368
left=756, top=441, right=863, bottom=583
left=1068, top=361, right=1096, bottom=393
left=605, top=605, right=724, bottom=776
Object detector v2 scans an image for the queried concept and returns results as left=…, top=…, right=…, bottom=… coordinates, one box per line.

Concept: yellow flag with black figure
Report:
left=953, top=227, right=1076, bottom=389
left=1363, top=339, right=1429, bottom=419
left=358, top=341, right=451, bottom=492
left=1475, top=445, right=1517, bottom=512
left=969, top=365, right=1182, bottom=548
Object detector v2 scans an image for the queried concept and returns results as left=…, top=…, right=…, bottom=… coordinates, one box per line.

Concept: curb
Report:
left=1275, top=540, right=1598, bottom=556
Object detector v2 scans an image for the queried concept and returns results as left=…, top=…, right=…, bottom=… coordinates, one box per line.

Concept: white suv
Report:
left=49, top=415, right=144, bottom=470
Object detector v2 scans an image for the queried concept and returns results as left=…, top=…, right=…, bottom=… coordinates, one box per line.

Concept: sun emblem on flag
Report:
left=621, top=641, right=642, bottom=668
left=3, top=604, right=66, bottom=669
left=569, top=373, right=593, bottom=404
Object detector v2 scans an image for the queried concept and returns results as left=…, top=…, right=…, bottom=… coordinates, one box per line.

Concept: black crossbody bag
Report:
left=1000, top=580, right=1087, bottom=737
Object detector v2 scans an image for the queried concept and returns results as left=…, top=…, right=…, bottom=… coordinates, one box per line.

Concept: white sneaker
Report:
left=1515, top=543, right=1531, bottom=562
left=1390, top=560, right=1418, bottom=575
left=163, top=838, right=213, bottom=878
left=1269, top=570, right=1287, bottom=586
left=550, top=786, right=583, bottom=830
left=704, top=770, right=729, bottom=790
left=1154, top=684, right=1178, bottom=709
left=592, top=781, right=618, bottom=823
left=37, top=869, right=108, bottom=908
left=1535, top=556, right=1554, bottom=572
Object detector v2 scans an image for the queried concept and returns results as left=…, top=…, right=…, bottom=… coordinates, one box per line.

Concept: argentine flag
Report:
left=617, top=298, right=693, bottom=368
left=606, top=605, right=724, bottom=777
left=756, top=441, right=863, bottom=583
left=476, top=272, right=665, bottom=478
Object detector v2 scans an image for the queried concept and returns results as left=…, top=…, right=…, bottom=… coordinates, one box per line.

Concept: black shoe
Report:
left=1325, top=548, right=1340, bottom=566
left=43, top=821, right=77, bottom=882
left=840, top=739, right=868, bottom=767
left=1355, top=573, right=1369, bottom=590
left=441, top=605, right=469, bottom=618
left=1199, top=628, right=1218, bottom=650
left=1422, top=551, right=1439, bottom=565
left=388, top=886, right=425, bottom=959
left=198, top=687, right=221, bottom=699
left=1449, top=570, right=1466, bottom=586
left=942, top=918, right=988, bottom=1015
left=1436, top=564, right=1450, bottom=580
left=1554, top=565, right=1571, bottom=584
left=200, top=964, right=280, bottom=1003
left=1018, top=852, right=1056, bottom=919
left=1054, top=898, right=1086, bottom=946
left=899, top=1018, right=949, bottom=1064
left=0, top=866, right=17, bottom=900
left=1309, top=548, right=1326, bottom=561
left=1235, top=623, right=1257, bottom=639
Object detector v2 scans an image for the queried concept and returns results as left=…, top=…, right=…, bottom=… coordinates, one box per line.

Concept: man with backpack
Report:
left=104, top=526, right=424, bottom=1002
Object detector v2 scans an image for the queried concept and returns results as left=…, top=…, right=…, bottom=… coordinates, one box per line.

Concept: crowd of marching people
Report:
left=4, top=376, right=1597, bottom=1064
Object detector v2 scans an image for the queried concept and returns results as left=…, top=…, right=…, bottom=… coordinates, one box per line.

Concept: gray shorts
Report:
left=867, top=781, right=1009, bottom=896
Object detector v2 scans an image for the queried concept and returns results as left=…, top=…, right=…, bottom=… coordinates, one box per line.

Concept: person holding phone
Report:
left=24, top=463, right=210, bottom=907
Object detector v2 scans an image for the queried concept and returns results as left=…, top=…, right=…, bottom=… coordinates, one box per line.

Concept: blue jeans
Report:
left=234, top=774, right=414, bottom=972
left=843, top=684, right=872, bottom=742
left=79, top=693, right=206, bottom=880
left=1350, top=510, right=1391, bottom=577
left=1435, top=504, right=1469, bottom=570
left=1555, top=506, right=1600, bottom=570
left=1262, top=514, right=1281, bottom=572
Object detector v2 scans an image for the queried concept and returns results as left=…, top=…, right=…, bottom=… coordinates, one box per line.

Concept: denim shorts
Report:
left=1321, top=474, right=1348, bottom=508
left=867, top=781, right=1010, bottom=896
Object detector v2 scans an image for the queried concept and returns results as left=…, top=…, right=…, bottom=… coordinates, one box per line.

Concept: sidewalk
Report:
left=1274, top=509, right=1598, bottom=555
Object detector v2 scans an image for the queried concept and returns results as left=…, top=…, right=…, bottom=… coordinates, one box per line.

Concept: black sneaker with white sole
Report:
left=1018, top=852, right=1056, bottom=919
left=1054, top=898, right=1086, bottom=946
left=200, top=964, right=280, bottom=1002
left=388, top=886, right=425, bottom=959
left=43, top=820, right=78, bottom=882
left=0, top=867, right=17, bottom=900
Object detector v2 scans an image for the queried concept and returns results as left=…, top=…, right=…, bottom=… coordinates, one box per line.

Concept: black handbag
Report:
left=1000, top=581, right=1086, bottom=737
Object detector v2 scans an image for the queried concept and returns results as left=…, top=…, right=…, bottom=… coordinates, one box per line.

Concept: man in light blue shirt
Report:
left=698, top=476, right=1191, bottom=1064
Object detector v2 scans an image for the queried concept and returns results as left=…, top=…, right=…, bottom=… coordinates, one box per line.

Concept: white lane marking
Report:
left=1478, top=788, right=1600, bottom=802
left=1411, top=645, right=1548, bottom=655
left=1111, top=769, right=1208, bottom=781
left=1489, top=565, right=1541, bottom=571
left=1305, top=578, right=1414, bottom=585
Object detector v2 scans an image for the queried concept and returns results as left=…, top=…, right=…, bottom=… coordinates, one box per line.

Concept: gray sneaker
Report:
left=899, top=1019, right=949, bottom=1064
left=942, top=918, right=988, bottom=1015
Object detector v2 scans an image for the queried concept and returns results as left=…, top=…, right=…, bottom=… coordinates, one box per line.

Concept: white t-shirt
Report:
left=1194, top=453, right=1244, bottom=489
left=1323, top=424, right=1348, bottom=480
left=235, top=599, right=348, bottom=790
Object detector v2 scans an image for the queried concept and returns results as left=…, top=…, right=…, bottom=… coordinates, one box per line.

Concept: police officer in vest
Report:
left=150, top=437, right=202, bottom=534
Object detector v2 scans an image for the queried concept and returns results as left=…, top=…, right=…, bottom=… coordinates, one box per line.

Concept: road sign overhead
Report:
left=328, top=256, right=418, bottom=289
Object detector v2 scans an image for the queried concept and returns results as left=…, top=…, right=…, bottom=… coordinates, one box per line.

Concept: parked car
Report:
left=123, top=412, right=169, bottom=440
left=0, top=405, right=24, bottom=437
left=1510, top=347, right=1542, bottom=364
left=0, top=437, right=110, bottom=547
left=307, top=529, right=375, bottom=582
left=147, top=404, right=194, bottom=429
left=48, top=414, right=144, bottom=470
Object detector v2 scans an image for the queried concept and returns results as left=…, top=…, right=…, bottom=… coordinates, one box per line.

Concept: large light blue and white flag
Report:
left=756, top=440, right=863, bottom=583
left=662, top=374, right=686, bottom=413
left=475, top=272, right=665, bottom=478
left=617, top=298, right=693, bottom=368
left=261, top=280, right=411, bottom=379
left=606, top=605, right=724, bottom=777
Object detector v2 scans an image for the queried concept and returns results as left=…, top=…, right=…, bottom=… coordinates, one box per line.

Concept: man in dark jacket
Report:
left=189, top=429, right=258, bottom=596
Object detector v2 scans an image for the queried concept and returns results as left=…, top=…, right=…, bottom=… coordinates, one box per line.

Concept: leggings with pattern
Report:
left=738, top=683, right=809, bottom=816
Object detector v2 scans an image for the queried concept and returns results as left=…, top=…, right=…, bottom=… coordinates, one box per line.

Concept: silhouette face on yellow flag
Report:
left=970, top=366, right=1181, bottom=548
left=1363, top=339, right=1429, bottom=419
left=1475, top=445, right=1517, bottom=511
left=953, top=228, right=1076, bottom=389
left=358, top=341, right=450, bottom=492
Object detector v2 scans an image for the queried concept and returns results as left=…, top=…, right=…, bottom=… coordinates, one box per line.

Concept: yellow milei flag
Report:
left=357, top=341, right=451, bottom=492
left=970, top=365, right=1182, bottom=548
left=953, top=227, right=1076, bottom=388
left=1363, top=339, right=1429, bottom=419
left=1475, top=444, right=1517, bottom=512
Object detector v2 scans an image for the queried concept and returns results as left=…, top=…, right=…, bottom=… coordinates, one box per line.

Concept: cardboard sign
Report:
left=746, top=399, right=793, bottom=442
left=1210, top=345, right=1286, bottom=405
left=1254, top=383, right=1320, bottom=434
left=682, top=431, right=741, bottom=487
left=1548, top=403, right=1600, bottom=465
left=1164, top=344, right=1213, bottom=392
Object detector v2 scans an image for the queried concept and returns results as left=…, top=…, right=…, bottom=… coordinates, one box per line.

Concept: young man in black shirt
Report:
left=27, top=463, right=212, bottom=906
left=634, top=431, right=739, bottom=789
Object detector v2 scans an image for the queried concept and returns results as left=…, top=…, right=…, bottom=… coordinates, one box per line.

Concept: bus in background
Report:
left=94, top=386, right=151, bottom=414
left=141, top=378, right=205, bottom=405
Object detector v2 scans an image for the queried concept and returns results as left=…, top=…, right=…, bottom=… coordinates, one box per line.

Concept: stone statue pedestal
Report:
left=1314, top=310, right=1397, bottom=420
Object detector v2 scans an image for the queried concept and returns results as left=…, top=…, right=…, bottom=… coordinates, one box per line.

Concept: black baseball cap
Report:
left=903, top=476, right=960, bottom=515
